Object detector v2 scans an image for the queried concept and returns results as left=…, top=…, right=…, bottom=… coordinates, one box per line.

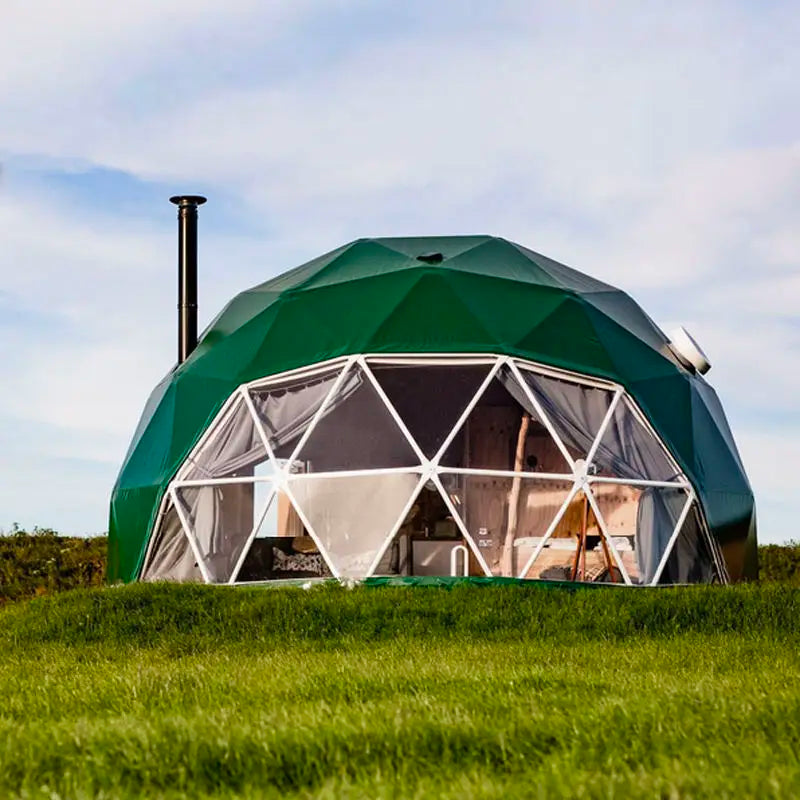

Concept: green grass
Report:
left=0, top=582, right=798, bottom=798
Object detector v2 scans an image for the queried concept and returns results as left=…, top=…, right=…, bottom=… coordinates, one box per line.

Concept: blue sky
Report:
left=0, top=0, right=797, bottom=542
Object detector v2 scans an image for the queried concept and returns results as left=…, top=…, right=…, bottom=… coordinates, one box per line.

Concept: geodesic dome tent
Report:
left=109, top=236, right=756, bottom=585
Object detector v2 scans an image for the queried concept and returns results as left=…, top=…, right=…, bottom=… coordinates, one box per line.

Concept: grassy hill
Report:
left=0, top=581, right=798, bottom=798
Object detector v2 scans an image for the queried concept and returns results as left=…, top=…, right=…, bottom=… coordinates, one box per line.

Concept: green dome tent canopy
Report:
left=109, top=236, right=756, bottom=585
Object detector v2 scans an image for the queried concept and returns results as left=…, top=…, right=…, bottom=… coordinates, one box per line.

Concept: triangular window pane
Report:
left=288, top=473, right=420, bottom=578
left=439, top=365, right=572, bottom=473
left=235, top=490, right=333, bottom=581
left=371, top=481, right=484, bottom=578
left=593, top=397, right=680, bottom=482
left=515, top=368, right=615, bottom=464
left=368, top=363, right=492, bottom=458
left=441, top=472, right=574, bottom=578
left=655, top=502, right=718, bottom=585
left=183, top=396, right=271, bottom=481
left=292, top=366, right=420, bottom=473
left=175, top=482, right=273, bottom=583
left=590, top=482, right=697, bottom=585
left=248, top=366, right=344, bottom=465
left=520, top=489, right=623, bottom=583
left=141, top=499, right=202, bottom=582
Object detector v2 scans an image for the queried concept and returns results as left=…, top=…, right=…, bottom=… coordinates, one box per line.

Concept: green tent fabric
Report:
left=109, top=236, right=756, bottom=583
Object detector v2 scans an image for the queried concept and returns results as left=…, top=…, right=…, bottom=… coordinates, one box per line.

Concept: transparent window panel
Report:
left=288, top=472, right=420, bottom=578
left=248, top=366, right=344, bottom=465
left=235, top=491, right=333, bottom=582
left=183, top=396, right=271, bottom=481
left=593, top=396, right=679, bottom=482
left=590, top=483, right=696, bottom=584
left=372, top=482, right=484, bottom=578
left=440, top=365, right=572, bottom=473
left=588, top=483, right=655, bottom=585
left=521, top=490, right=624, bottom=583
left=368, top=363, right=492, bottom=459
left=174, top=482, right=273, bottom=583
left=141, top=500, right=202, bottom=582
left=514, top=368, right=615, bottom=464
left=442, top=473, right=574, bottom=577
left=292, top=366, right=420, bottom=473
left=656, top=503, right=718, bottom=585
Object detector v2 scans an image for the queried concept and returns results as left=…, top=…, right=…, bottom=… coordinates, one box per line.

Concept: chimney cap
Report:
left=170, top=195, right=207, bottom=207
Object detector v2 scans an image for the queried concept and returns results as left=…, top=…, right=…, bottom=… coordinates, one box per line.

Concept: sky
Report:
left=0, top=0, right=797, bottom=543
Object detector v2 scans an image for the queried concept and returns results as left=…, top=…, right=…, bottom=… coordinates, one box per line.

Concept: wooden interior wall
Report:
left=463, top=407, right=641, bottom=578
left=277, top=491, right=304, bottom=538
left=219, top=483, right=254, bottom=544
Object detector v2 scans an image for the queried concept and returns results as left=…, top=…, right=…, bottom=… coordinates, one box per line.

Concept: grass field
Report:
left=1, top=582, right=798, bottom=799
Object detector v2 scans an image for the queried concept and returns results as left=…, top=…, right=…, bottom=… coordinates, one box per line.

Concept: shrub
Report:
left=0, top=529, right=106, bottom=603
left=759, top=541, right=800, bottom=585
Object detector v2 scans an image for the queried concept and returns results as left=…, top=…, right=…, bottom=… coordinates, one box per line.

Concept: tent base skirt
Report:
left=227, top=576, right=671, bottom=590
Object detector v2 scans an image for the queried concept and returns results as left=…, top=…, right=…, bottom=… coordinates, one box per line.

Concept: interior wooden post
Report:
left=502, top=412, right=530, bottom=577
left=580, top=492, right=588, bottom=580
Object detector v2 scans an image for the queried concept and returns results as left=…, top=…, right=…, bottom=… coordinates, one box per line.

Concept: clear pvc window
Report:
left=182, top=396, right=271, bottom=481
left=444, top=473, right=574, bottom=578
left=174, top=483, right=271, bottom=583
left=146, top=354, right=708, bottom=586
left=372, top=481, right=484, bottom=578
left=236, top=490, right=333, bottom=582
left=248, top=366, right=344, bottom=465
left=440, top=365, right=572, bottom=473
left=514, top=368, right=616, bottom=465
left=368, top=363, right=492, bottom=459
left=141, top=500, right=202, bottom=582
left=655, top=502, right=717, bottom=585
left=517, top=490, right=626, bottom=583
left=291, top=366, right=420, bottom=473
left=593, top=397, right=679, bottom=482
left=288, top=472, right=421, bottom=578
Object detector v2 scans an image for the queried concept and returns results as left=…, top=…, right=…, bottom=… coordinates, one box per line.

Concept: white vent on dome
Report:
left=668, top=327, right=711, bottom=374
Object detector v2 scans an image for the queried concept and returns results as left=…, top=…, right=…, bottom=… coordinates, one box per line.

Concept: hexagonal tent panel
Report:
left=112, top=236, right=756, bottom=585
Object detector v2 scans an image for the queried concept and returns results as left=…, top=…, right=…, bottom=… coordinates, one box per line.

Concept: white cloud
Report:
left=0, top=0, right=797, bottom=541
left=583, top=145, right=800, bottom=288
left=0, top=0, right=335, bottom=97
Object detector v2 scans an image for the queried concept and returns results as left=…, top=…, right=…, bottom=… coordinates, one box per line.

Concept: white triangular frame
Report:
left=169, top=485, right=212, bottom=584
left=284, top=469, right=425, bottom=580
left=145, top=352, right=712, bottom=585
left=139, top=493, right=202, bottom=582
left=170, top=480, right=277, bottom=584
left=242, top=378, right=346, bottom=580
left=228, top=487, right=277, bottom=584
left=650, top=492, right=698, bottom=585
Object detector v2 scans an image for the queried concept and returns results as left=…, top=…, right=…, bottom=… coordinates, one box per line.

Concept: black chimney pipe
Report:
left=170, top=195, right=207, bottom=364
